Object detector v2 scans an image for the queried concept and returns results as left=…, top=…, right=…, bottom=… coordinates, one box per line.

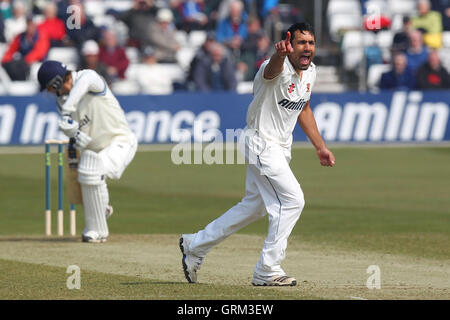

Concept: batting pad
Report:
left=78, top=150, right=105, bottom=186
left=78, top=150, right=109, bottom=238
left=81, top=184, right=109, bottom=238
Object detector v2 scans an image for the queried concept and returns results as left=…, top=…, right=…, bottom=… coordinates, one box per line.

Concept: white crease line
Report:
left=350, top=296, right=368, bottom=300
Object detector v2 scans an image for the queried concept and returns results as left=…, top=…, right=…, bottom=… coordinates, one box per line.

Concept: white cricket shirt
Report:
left=58, top=70, right=135, bottom=152
left=246, top=58, right=316, bottom=149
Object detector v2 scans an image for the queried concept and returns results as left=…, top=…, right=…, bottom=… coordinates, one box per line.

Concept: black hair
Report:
left=63, top=70, right=72, bottom=81
left=286, top=22, right=315, bottom=43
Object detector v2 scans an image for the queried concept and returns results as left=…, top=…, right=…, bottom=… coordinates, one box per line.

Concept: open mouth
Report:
left=300, top=54, right=311, bottom=65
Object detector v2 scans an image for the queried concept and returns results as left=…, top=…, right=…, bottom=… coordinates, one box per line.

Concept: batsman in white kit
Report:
left=37, top=60, right=137, bottom=243
left=180, top=23, right=335, bottom=286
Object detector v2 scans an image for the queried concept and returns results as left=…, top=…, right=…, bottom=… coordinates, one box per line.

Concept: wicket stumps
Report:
left=45, top=140, right=76, bottom=236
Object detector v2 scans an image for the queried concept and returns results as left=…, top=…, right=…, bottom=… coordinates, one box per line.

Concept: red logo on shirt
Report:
left=306, top=83, right=310, bottom=92
left=288, top=83, right=295, bottom=93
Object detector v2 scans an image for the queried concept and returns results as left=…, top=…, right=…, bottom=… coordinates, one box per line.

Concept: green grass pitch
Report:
left=0, top=146, right=449, bottom=299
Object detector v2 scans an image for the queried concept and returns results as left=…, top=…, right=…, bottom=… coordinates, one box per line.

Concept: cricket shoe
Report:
left=252, top=274, right=297, bottom=287
left=179, top=234, right=203, bottom=283
left=82, top=230, right=107, bottom=243
left=105, top=205, right=113, bottom=219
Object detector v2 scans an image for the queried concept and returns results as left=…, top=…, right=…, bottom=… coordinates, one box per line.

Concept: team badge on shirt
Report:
left=288, top=83, right=295, bottom=93
left=306, top=83, right=310, bottom=92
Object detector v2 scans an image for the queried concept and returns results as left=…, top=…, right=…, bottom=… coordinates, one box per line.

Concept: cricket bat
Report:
left=66, top=138, right=82, bottom=204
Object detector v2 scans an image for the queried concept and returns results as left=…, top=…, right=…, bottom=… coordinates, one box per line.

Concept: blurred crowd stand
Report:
left=0, top=0, right=312, bottom=95
left=331, top=0, right=450, bottom=91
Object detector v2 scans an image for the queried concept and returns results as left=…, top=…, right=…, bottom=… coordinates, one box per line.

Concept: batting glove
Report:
left=74, top=130, right=92, bottom=150
left=58, top=116, right=79, bottom=138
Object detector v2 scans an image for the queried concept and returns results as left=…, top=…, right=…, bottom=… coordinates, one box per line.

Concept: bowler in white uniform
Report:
left=38, top=60, right=137, bottom=243
left=179, top=23, right=335, bottom=286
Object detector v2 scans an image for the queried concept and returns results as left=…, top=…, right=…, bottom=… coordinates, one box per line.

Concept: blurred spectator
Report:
left=37, top=1, right=67, bottom=47
left=239, top=15, right=261, bottom=53
left=412, top=0, right=443, bottom=48
left=245, top=0, right=279, bottom=24
left=238, top=30, right=272, bottom=81
left=119, top=0, right=157, bottom=48
left=2, top=17, right=49, bottom=80
left=57, top=0, right=85, bottom=24
left=203, top=0, right=222, bottom=30
left=79, top=40, right=112, bottom=84
left=172, top=0, right=208, bottom=33
left=392, top=16, right=413, bottom=53
left=99, top=29, right=129, bottom=80
left=216, top=0, right=248, bottom=59
left=0, top=0, right=13, bottom=20
left=245, top=0, right=281, bottom=42
left=0, top=14, right=5, bottom=42
left=135, top=46, right=174, bottom=94
left=186, top=30, right=216, bottom=89
left=416, top=50, right=450, bottom=89
left=191, top=42, right=237, bottom=91
left=65, top=3, right=101, bottom=50
left=379, top=52, right=416, bottom=90
left=216, top=0, right=238, bottom=22
left=431, top=0, right=450, bottom=31
left=365, top=45, right=383, bottom=71
left=146, top=8, right=179, bottom=63
left=405, top=30, right=429, bottom=73
left=56, top=0, right=71, bottom=19
left=4, top=1, right=27, bottom=43
left=29, top=0, right=47, bottom=15
left=271, top=4, right=303, bottom=42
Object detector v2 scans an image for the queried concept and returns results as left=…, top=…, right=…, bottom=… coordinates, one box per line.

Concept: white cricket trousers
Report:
left=98, top=136, right=138, bottom=180
left=189, top=135, right=305, bottom=277
left=79, top=136, right=137, bottom=237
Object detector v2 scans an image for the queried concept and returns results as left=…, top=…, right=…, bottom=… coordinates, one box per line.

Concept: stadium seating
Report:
left=110, top=79, right=140, bottom=95
left=341, top=31, right=376, bottom=71
left=175, top=30, right=189, bottom=48
left=364, top=0, right=388, bottom=13
left=327, top=0, right=361, bottom=16
left=376, top=30, right=394, bottom=62
left=387, top=0, right=417, bottom=16
left=327, top=0, right=362, bottom=41
left=438, top=48, right=450, bottom=71
left=328, top=0, right=450, bottom=90
left=125, top=47, right=140, bottom=64
left=47, top=48, right=79, bottom=67
left=314, top=66, right=346, bottom=92
left=443, top=31, right=450, bottom=48
left=0, top=0, right=446, bottom=95
left=176, top=47, right=197, bottom=71
left=0, top=65, right=39, bottom=95
left=328, top=13, right=363, bottom=42
left=188, top=31, right=208, bottom=49
left=84, top=0, right=133, bottom=19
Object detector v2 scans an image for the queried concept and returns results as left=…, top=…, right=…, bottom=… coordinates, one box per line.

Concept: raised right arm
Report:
left=263, top=31, right=293, bottom=80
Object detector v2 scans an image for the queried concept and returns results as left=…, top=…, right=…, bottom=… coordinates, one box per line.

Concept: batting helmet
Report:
left=37, top=60, right=67, bottom=92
